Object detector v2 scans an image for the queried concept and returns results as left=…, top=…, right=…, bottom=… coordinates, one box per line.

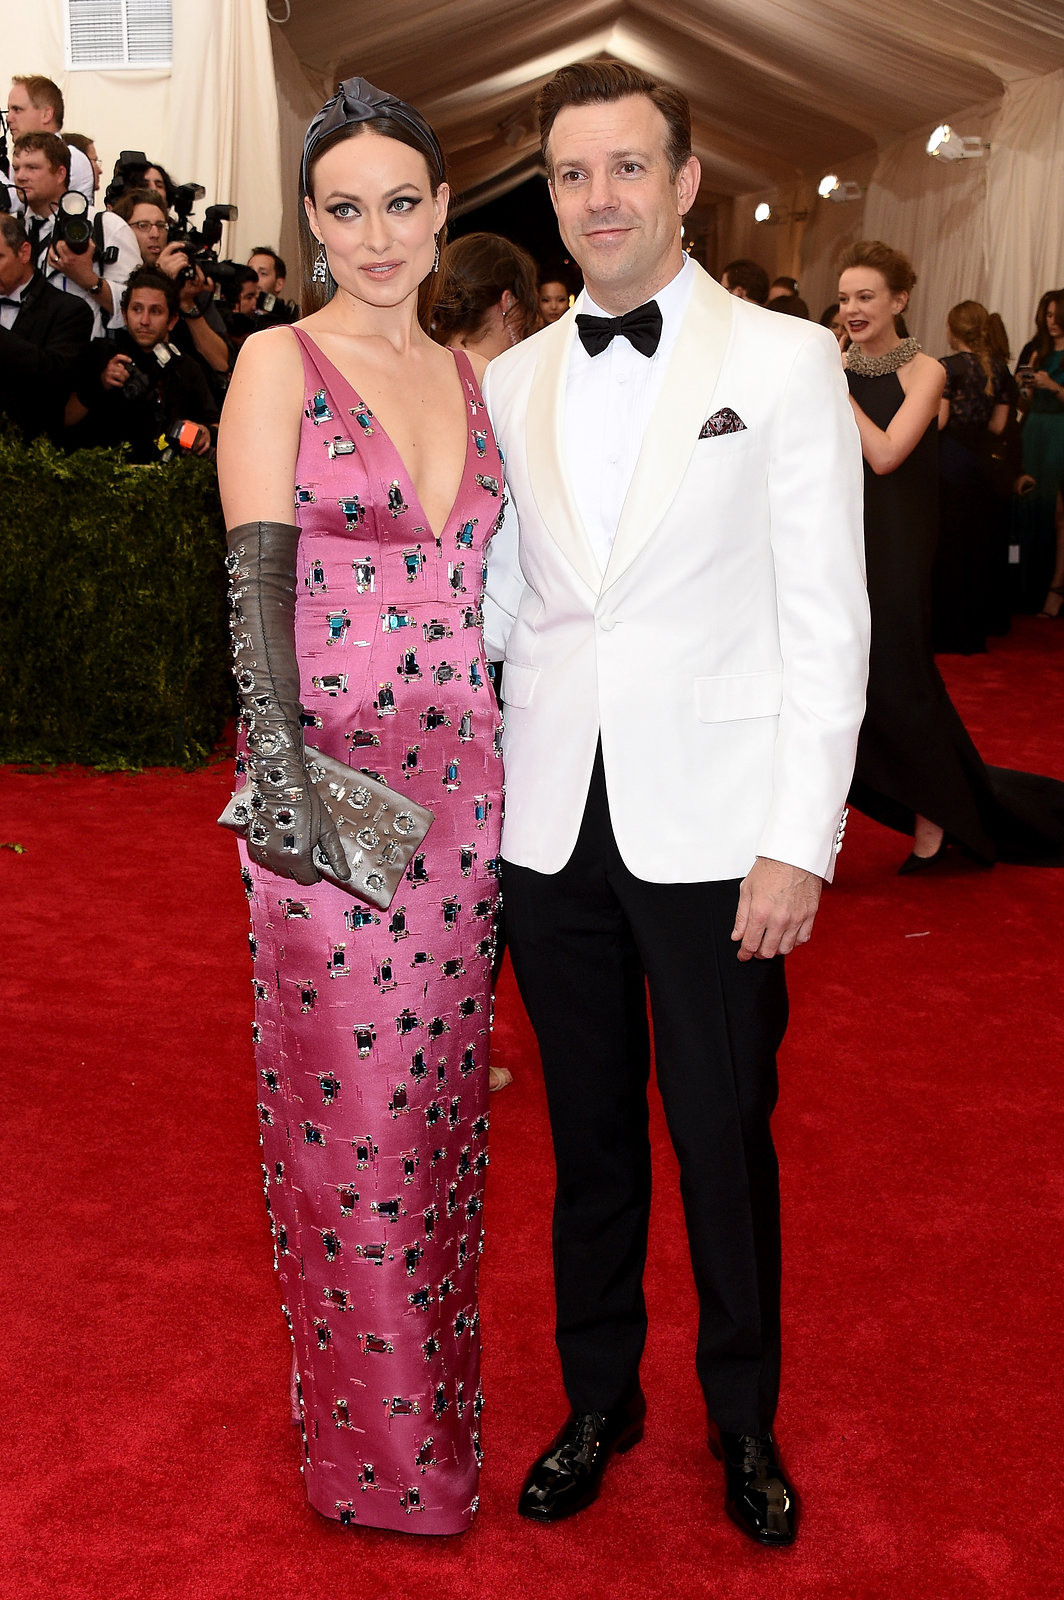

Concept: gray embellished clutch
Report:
left=219, top=747, right=434, bottom=909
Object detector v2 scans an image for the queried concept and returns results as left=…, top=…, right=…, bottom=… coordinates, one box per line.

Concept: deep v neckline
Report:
left=294, top=329, right=475, bottom=542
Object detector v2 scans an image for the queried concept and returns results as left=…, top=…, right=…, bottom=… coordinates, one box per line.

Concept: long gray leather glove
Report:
left=225, top=519, right=349, bottom=886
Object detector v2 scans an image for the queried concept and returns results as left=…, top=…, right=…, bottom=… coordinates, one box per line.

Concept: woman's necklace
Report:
left=846, top=336, right=920, bottom=376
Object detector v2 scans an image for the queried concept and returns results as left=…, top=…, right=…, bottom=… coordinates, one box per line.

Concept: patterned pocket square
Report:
left=699, top=408, right=747, bottom=439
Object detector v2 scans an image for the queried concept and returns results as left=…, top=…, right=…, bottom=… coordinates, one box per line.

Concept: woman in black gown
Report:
left=839, top=240, right=1064, bottom=872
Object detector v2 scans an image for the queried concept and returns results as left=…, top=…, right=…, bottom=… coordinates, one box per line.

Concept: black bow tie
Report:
left=0, top=298, right=19, bottom=308
left=576, top=299, right=663, bottom=358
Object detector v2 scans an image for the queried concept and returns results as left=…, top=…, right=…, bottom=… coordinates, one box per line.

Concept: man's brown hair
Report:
left=536, top=61, right=692, bottom=181
left=114, top=188, right=168, bottom=224
left=12, top=131, right=70, bottom=180
left=11, top=74, right=64, bottom=128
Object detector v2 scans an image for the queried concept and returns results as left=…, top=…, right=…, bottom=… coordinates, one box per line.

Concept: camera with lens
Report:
left=166, top=184, right=239, bottom=284
left=103, top=149, right=152, bottom=209
left=51, top=190, right=95, bottom=255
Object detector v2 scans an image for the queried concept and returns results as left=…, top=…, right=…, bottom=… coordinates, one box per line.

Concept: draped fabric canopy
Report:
left=273, top=0, right=1064, bottom=210
left=270, top=1, right=1064, bottom=352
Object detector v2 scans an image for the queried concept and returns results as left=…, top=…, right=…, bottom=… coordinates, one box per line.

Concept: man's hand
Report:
left=101, top=353, right=132, bottom=390
left=731, top=856, right=823, bottom=962
left=49, top=237, right=95, bottom=289
left=178, top=264, right=209, bottom=313
left=190, top=423, right=211, bottom=455
left=156, top=241, right=189, bottom=281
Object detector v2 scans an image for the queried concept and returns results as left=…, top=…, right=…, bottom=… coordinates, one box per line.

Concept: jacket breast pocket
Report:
left=695, top=671, right=783, bottom=722
left=501, top=661, right=540, bottom=708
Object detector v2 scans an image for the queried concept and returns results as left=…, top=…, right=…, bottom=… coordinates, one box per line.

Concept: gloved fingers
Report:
left=316, top=809, right=352, bottom=881
left=247, top=837, right=321, bottom=886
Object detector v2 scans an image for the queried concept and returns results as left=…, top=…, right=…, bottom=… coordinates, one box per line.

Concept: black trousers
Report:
left=503, top=748, right=789, bottom=1434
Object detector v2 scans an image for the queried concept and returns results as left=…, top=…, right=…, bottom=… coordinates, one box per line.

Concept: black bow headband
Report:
left=301, top=75, right=445, bottom=196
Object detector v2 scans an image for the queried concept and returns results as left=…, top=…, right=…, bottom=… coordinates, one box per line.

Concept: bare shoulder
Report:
left=901, top=350, right=946, bottom=397
left=218, top=326, right=305, bottom=526
left=229, top=323, right=304, bottom=396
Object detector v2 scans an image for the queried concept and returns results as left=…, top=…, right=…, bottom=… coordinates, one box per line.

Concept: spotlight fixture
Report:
left=926, top=124, right=987, bottom=161
left=753, top=203, right=808, bottom=225
left=818, top=174, right=862, bottom=202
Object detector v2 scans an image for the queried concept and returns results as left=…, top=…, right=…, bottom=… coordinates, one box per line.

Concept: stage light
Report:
left=926, top=124, right=987, bottom=161
left=818, top=174, right=862, bottom=202
left=754, top=202, right=808, bottom=225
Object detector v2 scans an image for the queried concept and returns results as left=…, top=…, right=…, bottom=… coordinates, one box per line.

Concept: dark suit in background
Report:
left=0, top=274, right=93, bottom=443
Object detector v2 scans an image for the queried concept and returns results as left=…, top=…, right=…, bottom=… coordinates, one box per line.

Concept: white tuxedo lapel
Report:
left=525, top=312, right=603, bottom=596
left=602, top=265, right=733, bottom=592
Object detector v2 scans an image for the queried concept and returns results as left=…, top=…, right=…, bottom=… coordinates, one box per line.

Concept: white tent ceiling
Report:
left=271, top=0, right=1064, bottom=211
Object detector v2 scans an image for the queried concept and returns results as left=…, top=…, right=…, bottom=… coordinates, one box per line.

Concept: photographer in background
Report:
left=113, top=188, right=170, bottom=266
left=217, top=263, right=261, bottom=349
left=64, top=133, right=102, bottom=200
left=0, top=211, right=94, bottom=443
left=65, top=267, right=218, bottom=461
left=155, top=233, right=231, bottom=397
left=247, top=245, right=298, bottom=325
left=5, top=76, right=95, bottom=202
left=12, top=132, right=138, bottom=336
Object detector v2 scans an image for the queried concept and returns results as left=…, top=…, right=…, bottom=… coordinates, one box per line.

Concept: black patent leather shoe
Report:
left=518, top=1391, right=646, bottom=1522
left=709, top=1428, right=799, bottom=1546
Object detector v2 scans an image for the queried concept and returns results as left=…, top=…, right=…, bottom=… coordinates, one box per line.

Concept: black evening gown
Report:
left=847, top=368, right=1064, bottom=866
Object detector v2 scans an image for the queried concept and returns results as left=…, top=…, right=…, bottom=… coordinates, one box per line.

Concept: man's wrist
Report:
left=180, top=304, right=204, bottom=320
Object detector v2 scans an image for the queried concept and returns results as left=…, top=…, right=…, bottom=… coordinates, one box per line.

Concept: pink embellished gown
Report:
left=236, top=329, right=504, bottom=1533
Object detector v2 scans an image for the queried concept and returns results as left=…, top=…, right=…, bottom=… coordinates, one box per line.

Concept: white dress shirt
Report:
left=0, top=278, right=30, bottom=331
left=564, top=254, right=695, bottom=572
left=30, top=207, right=140, bottom=336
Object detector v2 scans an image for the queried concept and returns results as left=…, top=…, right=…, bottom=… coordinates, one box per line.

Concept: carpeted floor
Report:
left=3, top=618, right=1063, bottom=1600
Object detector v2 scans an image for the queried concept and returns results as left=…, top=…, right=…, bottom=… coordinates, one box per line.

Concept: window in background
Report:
left=66, top=0, right=173, bottom=70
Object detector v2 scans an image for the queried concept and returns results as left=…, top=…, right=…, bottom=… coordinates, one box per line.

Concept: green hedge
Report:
left=0, top=430, right=231, bottom=768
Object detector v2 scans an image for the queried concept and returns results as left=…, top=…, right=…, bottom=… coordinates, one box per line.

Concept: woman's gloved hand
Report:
left=225, top=520, right=350, bottom=885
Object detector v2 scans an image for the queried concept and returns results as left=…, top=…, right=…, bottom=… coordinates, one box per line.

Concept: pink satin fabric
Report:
left=238, top=331, right=503, bottom=1532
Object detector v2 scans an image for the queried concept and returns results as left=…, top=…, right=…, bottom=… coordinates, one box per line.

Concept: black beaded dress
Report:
left=846, top=367, right=1064, bottom=865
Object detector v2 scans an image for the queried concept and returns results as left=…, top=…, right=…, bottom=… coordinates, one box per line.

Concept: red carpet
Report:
left=3, top=618, right=1063, bottom=1600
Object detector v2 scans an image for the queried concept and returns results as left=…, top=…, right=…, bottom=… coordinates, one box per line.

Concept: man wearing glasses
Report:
left=113, top=186, right=231, bottom=391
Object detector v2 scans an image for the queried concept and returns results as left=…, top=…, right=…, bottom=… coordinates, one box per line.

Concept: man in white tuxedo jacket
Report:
left=483, top=63, right=869, bottom=1545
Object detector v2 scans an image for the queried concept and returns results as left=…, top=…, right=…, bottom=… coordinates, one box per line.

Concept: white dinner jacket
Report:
left=482, top=262, right=869, bottom=884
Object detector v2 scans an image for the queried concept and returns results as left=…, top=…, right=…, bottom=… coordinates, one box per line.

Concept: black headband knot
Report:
left=301, top=75, right=445, bottom=195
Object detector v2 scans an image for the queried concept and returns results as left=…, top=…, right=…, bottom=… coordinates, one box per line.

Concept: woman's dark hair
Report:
left=536, top=61, right=692, bottom=181
left=432, top=232, right=540, bottom=345
left=299, top=117, right=447, bottom=324
left=819, top=301, right=840, bottom=328
left=1032, top=289, right=1064, bottom=367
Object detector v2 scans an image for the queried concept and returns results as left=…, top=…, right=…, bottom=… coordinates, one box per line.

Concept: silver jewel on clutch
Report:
left=220, top=747, right=434, bottom=909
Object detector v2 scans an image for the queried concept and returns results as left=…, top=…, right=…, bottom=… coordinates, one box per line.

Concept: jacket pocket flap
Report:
left=501, top=661, right=540, bottom=709
left=695, top=671, right=783, bottom=722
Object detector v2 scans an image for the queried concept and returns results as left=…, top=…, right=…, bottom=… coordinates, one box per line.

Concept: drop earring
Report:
left=313, top=243, right=328, bottom=284
left=432, top=233, right=440, bottom=274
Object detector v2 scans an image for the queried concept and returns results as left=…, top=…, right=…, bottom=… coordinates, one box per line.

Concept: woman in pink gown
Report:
left=217, top=79, right=503, bottom=1535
